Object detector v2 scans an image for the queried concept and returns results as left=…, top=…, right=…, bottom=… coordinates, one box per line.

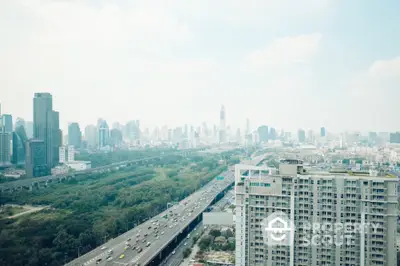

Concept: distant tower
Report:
left=320, top=127, right=326, bottom=137
left=33, top=92, right=61, bottom=169
left=245, top=118, right=250, bottom=135
left=68, top=122, right=82, bottom=148
left=219, top=105, right=226, bottom=143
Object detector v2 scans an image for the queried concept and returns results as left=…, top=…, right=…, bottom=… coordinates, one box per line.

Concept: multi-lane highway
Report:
left=65, top=171, right=234, bottom=266
left=0, top=150, right=199, bottom=192
left=66, top=155, right=265, bottom=266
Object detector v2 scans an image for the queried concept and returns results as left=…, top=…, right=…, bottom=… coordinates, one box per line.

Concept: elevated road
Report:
left=0, top=150, right=197, bottom=192
left=65, top=155, right=266, bottom=266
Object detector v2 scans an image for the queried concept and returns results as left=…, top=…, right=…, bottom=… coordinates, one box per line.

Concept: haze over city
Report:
left=1, top=0, right=400, bottom=132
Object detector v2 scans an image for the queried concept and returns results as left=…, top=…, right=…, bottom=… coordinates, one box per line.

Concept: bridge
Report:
left=0, top=149, right=200, bottom=193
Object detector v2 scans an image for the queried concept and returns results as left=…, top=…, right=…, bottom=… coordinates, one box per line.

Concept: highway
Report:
left=66, top=155, right=265, bottom=266
left=65, top=171, right=234, bottom=266
left=161, top=189, right=234, bottom=266
left=0, top=150, right=195, bottom=191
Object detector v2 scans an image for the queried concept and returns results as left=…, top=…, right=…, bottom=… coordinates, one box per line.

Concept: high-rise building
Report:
left=389, top=132, right=400, bottom=144
left=12, top=125, right=28, bottom=165
left=0, top=132, right=11, bottom=166
left=245, top=118, right=251, bottom=135
left=98, top=119, right=110, bottom=148
left=257, top=125, right=269, bottom=143
left=33, top=93, right=60, bottom=169
left=110, top=128, right=123, bottom=147
left=1, top=114, right=13, bottom=133
left=320, top=127, right=326, bottom=137
left=84, top=125, right=97, bottom=149
left=125, top=120, right=140, bottom=143
left=25, top=121, right=33, bottom=139
left=59, top=145, right=74, bottom=163
left=235, top=162, right=397, bottom=266
left=47, top=110, right=61, bottom=167
left=25, top=139, right=49, bottom=177
left=68, top=122, right=82, bottom=148
left=219, top=105, right=226, bottom=143
left=269, top=127, right=276, bottom=140
left=15, top=117, right=25, bottom=129
left=307, top=129, right=314, bottom=143
left=298, top=128, right=306, bottom=143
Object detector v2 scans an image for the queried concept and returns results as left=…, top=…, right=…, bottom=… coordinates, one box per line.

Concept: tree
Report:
left=209, top=229, right=221, bottom=238
left=199, top=236, right=212, bottom=251
left=223, top=228, right=234, bottom=238
left=183, top=248, right=191, bottom=258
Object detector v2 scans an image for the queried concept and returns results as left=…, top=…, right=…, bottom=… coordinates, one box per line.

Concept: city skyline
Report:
left=1, top=1, right=400, bottom=132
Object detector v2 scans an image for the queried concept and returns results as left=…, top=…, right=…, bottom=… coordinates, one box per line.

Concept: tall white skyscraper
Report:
left=235, top=161, right=397, bottom=266
left=219, top=105, right=226, bottom=143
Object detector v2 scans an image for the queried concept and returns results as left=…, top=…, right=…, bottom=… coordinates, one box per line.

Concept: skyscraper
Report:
left=47, top=110, right=61, bottom=167
left=68, top=122, right=82, bottom=148
left=110, top=128, right=123, bottom=147
left=84, top=125, right=97, bottom=149
left=12, top=125, right=28, bottom=165
left=1, top=114, right=13, bottom=133
left=320, top=127, right=326, bottom=137
left=25, top=121, right=33, bottom=139
left=219, top=105, right=226, bottom=143
left=0, top=132, right=11, bottom=166
left=257, top=125, right=269, bottom=143
left=25, top=139, right=49, bottom=177
left=15, top=117, right=25, bottom=130
left=298, top=128, right=306, bottom=143
left=98, top=119, right=110, bottom=148
left=33, top=93, right=61, bottom=169
left=269, top=127, right=276, bottom=140
left=245, top=118, right=251, bottom=135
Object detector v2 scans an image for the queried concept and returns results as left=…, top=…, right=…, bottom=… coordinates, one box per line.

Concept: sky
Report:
left=1, top=0, right=400, bottom=133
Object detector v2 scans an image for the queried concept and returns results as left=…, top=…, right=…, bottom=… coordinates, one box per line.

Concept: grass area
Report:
left=0, top=206, right=26, bottom=219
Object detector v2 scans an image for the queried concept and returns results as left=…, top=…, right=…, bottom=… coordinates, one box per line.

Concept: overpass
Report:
left=0, top=149, right=200, bottom=193
left=65, top=154, right=266, bottom=266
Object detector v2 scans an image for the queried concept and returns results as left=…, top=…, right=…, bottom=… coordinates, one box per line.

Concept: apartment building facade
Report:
left=235, top=162, right=397, bottom=266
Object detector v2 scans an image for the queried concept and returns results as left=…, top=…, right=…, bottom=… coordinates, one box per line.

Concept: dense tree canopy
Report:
left=0, top=152, right=231, bottom=266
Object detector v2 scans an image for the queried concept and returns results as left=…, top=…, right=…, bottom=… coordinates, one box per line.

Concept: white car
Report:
left=101, top=246, right=107, bottom=250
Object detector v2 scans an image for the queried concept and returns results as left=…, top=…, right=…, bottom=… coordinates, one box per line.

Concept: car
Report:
left=119, top=254, right=125, bottom=259
left=127, top=238, right=131, bottom=241
left=146, top=242, right=151, bottom=247
left=137, top=247, right=143, bottom=253
left=136, top=233, right=140, bottom=237
left=107, top=249, right=113, bottom=255
left=106, top=256, right=113, bottom=261
left=96, top=258, right=102, bottom=264
left=187, top=234, right=190, bottom=239
left=144, top=233, right=148, bottom=237
left=172, top=250, right=176, bottom=255
left=142, top=238, right=146, bottom=243
left=161, top=231, right=164, bottom=235
left=184, top=242, right=187, bottom=246
left=101, top=246, right=107, bottom=250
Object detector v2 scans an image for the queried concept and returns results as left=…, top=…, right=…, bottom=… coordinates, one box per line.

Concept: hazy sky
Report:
left=1, top=0, right=400, bottom=133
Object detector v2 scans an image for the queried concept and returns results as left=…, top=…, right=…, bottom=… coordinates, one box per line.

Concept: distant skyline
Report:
left=1, top=0, right=400, bottom=132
